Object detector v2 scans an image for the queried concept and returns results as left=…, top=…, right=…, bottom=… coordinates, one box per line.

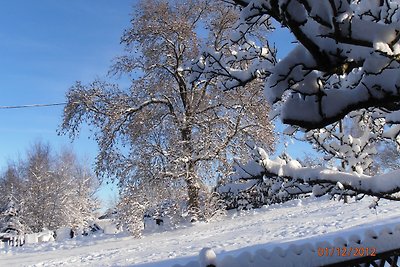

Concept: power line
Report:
left=0, top=102, right=67, bottom=109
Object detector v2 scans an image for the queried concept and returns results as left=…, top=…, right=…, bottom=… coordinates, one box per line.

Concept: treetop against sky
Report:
left=0, top=1, right=295, bottom=165
left=0, top=1, right=297, bottom=207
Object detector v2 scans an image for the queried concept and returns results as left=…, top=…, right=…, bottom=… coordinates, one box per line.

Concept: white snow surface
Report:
left=1, top=196, right=400, bottom=266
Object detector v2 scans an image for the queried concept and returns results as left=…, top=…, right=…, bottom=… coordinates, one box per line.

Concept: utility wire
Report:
left=0, top=103, right=67, bottom=109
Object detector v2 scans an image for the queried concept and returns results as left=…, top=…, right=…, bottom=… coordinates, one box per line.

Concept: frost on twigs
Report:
left=0, top=142, right=99, bottom=239
left=60, top=0, right=276, bottom=228
left=196, top=0, right=400, bottom=206
left=189, top=0, right=277, bottom=91
left=281, top=106, right=400, bottom=200
left=115, top=190, right=146, bottom=238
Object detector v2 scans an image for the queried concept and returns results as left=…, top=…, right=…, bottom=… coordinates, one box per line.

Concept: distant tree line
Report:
left=0, top=142, right=99, bottom=243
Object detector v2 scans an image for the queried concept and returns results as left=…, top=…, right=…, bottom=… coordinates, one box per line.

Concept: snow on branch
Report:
left=219, top=0, right=400, bottom=130
left=189, top=2, right=277, bottom=90
left=254, top=147, right=400, bottom=201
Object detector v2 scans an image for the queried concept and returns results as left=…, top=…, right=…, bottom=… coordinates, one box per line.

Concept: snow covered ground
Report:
left=1, top=196, right=400, bottom=266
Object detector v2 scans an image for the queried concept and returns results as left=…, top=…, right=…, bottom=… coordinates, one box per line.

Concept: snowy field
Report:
left=1, top=196, right=400, bottom=266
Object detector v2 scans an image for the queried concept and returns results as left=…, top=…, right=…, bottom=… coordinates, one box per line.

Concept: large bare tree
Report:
left=60, top=0, right=275, bottom=219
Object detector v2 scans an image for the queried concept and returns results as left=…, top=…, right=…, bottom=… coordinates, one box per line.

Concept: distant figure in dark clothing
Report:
left=70, top=229, right=75, bottom=239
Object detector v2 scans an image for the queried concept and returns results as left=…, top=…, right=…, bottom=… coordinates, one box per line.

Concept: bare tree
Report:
left=60, top=0, right=275, bottom=220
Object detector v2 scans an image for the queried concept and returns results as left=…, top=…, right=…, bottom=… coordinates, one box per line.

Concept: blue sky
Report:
left=0, top=1, right=132, bottom=165
left=0, top=1, right=311, bottom=207
left=0, top=0, right=134, bottom=204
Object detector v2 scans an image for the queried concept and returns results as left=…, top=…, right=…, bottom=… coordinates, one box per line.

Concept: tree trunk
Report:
left=186, top=161, right=200, bottom=220
left=339, top=120, right=348, bottom=204
left=181, top=126, right=201, bottom=221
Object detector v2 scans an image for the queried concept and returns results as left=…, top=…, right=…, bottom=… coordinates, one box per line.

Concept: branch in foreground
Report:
left=255, top=148, right=400, bottom=201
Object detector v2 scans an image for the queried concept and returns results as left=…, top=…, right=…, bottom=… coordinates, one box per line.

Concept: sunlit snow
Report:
left=1, top=196, right=399, bottom=266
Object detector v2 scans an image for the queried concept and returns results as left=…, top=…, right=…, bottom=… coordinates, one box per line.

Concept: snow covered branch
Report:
left=255, top=147, right=400, bottom=201
left=189, top=2, right=276, bottom=90
left=221, top=0, right=400, bottom=130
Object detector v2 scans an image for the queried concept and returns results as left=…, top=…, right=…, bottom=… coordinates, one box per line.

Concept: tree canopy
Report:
left=61, top=0, right=275, bottom=221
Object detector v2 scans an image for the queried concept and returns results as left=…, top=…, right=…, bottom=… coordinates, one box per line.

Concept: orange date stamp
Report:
left=317, top=247, right=377, bottom=257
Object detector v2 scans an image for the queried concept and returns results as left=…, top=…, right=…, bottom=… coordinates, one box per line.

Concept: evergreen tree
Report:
left=0, top=189, right=26, bottom=246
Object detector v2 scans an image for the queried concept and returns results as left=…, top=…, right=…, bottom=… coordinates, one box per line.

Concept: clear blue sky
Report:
left=0, top=1, right=133, bottom=165
left=0, top=1, right=310, bottom=207
left=0, top=0, right=134, bottom=205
